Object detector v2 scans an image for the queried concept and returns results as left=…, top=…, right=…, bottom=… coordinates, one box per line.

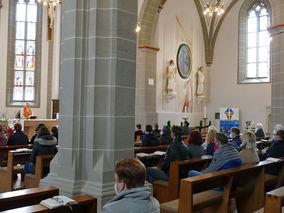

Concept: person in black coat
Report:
left=24, top=126, right=57, bottom=175
left=134, top=124, right=144, bottom=141
left=51, top=126, right=58, bottom=140
left=7, top=123, right=29, bottom=145
left=29, top=123, right=45, bottom=144
left=159, top=126, right=173, bottom=145
left=261, top=129, right=284, bottom=160
left=141, top=125, right=159, bottom=147
left=146, top=126, right=190, bottom=183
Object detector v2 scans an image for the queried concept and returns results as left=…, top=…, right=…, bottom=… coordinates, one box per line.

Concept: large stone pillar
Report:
left=270, top=0, right=284, bottom=129
left=41, top=0, right=137, bottom=212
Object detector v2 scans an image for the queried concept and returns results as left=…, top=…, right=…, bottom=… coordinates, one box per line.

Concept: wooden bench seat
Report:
left=2, top=195, right=97, bottom=213
left=25, top=154, right=55, bottom=188
left=0, top=150, right=32, bottom=193
left=153, top=157, right=211, bottom=203
left=134, top=145, right=169, bottom=154
left=160, top=160, right=279, bottom=213
left=264, top=186, right=284, bottom=213
left=0, top=186, right=59, bottom=211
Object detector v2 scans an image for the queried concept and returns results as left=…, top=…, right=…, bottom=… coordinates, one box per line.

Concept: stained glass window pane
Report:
left=248, top=17, right=257, bottom=32
left=27, top=4, right=37, bottom=22
left=260, top=16, right=268, bottom=31
left=14, top=71, right=24, bottom=86
left=15, top=55, right=24, bottom=70
left=16, top=3, right=26, bottom=21
left=248, top=48, right=256, bottom=62
left=26, top=56, right=35, bottom=70
left=259, top=31, right=269, bottom=46
left=25, top=72, right=34, bottom=86
left=248, top=33, right=256, bottom=48
left=16, top=22, right=25, bottom=39
left=15, top=40, right=25, bottom=55
left=25, top=87, right=34, bottom=101
left=13, top=86, right=24, bottom=101
left=255, top=6, right=261, bottom=11
left=259, top=47, right=268, bottom=62
left=247, top=63, right=257, bottom=78
left=26, top=41, right=35, bottom=55
left=259, top=63, right=268, bottom=77
left=27, top=23, right=36, bottom=40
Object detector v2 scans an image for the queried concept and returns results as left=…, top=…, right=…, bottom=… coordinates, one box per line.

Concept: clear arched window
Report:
left=246, top=2, right=270, bottom=80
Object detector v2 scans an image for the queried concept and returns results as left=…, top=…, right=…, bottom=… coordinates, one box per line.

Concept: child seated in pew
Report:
left=146, top=126, right=190, bottom=184
left=159, top=126, right=173, bottom=145
left=188, top=132, right=241, bottom=177
left=24, top=126, right=57, bottom=175
left=102, top=158, right=159, bottom=213
left=230, top=127, right=241, bottom=149
left=205, top=129, right=217, bottom=155
left=239, top=131, right=259, bottom=164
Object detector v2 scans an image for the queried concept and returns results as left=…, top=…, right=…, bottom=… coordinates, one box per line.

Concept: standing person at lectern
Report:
left=21, top=103, right=33, bottom=118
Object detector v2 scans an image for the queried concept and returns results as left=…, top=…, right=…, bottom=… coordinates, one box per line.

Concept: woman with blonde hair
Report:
left=239, top=131, right=259, bottom=165
left=205, top=129, right=217, bottom=155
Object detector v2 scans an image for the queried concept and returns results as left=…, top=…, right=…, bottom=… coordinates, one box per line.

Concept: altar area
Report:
left=22, top=119, right=58, bottom=139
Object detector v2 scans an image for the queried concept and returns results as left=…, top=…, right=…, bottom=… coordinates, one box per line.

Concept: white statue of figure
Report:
left=167, top=60, right=178, bottom=95
left=196, top=66, right=205, bottom=97
left=48, top=3, right=55, bottom=29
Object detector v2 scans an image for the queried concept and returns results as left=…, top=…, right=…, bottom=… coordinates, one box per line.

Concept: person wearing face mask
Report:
left=102, top=158, right=160, bottom=213
left=230, top=127, right=241, bottom=149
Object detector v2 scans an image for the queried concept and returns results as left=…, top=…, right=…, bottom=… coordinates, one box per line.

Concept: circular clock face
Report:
left=176, top=44, right=192, bottom=79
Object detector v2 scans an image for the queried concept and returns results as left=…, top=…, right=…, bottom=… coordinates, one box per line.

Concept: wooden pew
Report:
left=2, top=195, right=97, bottom=213
left=25, top=154, right=55, bottom=188
left=0, top=186, right=59, bottom=211
left=0, top=144, right=33, bottom=164
left=153, top=157, right=212, bottom=203
left=264, top=186, right=284, bottom=213
left=160, top=160, right=278, bottom=213
left=264, top=157, right=284, bottom=192
left=134, top=145, right=169, bottom=154
left=0, top=150, right=32, bottom=192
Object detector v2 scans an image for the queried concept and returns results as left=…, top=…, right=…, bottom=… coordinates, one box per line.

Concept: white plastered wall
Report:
left=206, top=0, right=271, bottom=132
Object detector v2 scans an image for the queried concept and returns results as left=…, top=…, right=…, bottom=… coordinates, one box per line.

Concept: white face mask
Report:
left=114, top=183, right=119, bottom=195
left=230, top=133, right=233, bottom=138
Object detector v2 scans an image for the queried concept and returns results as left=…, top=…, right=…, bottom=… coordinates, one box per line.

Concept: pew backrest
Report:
left=134, top=145, right=169, bottom=154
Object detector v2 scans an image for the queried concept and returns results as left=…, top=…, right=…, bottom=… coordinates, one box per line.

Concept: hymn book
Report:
left=40, top=195, right=77, bottom=209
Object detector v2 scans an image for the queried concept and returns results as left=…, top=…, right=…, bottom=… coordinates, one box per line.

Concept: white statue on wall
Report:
left=196, top=66, right=206, bottom=97
left=167, top=60, right=178, bottom=96
left=48, top=3, right=55, bottom=29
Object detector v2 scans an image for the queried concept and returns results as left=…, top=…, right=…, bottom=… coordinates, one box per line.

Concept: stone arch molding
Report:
left=138, top=0, right=239, bottom=66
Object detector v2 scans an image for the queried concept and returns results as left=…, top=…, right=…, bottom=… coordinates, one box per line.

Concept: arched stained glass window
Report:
left=6, top=0, right=42, bottom=107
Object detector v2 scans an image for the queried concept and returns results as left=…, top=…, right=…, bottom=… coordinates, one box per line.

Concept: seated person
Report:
left=152, top=123, right=161, bottom=137
left=188, top=132, right=241, bottom=177
left=230, top=127, right=241, bottom=148
left=0, top=124, right=7, bottom=146
left=29, top=123, right=46, bottom=144
left=141, top=125, right=159, bottom=147
left=255, top=123, right=265, bottom=137
left=239, top=131, right=259, bottom=164
left=134, top=124, right=144, bottom=141
left=182, top=121, right=191, bottom=136
left=159, top=126, right=172, bottom=145
left=21, top=102, right=33, bottom=118
left=260, top=129, right=284, bottom=160
left=205, top=129, right=218, bottom=155
left=146, top=126, right=190, bottom=183
left=187, top=130, right=204, bottom=158
left=24, top=126, right=57, bottom=175
left=51, top=126, right=58, bottom=140
left=102, top=158, right=160, bottom=213
left=7, top=123, right=29, bottom=145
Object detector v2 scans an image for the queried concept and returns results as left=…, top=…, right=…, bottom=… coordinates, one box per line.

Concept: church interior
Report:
left=0, top=0, right=284, bottom=212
